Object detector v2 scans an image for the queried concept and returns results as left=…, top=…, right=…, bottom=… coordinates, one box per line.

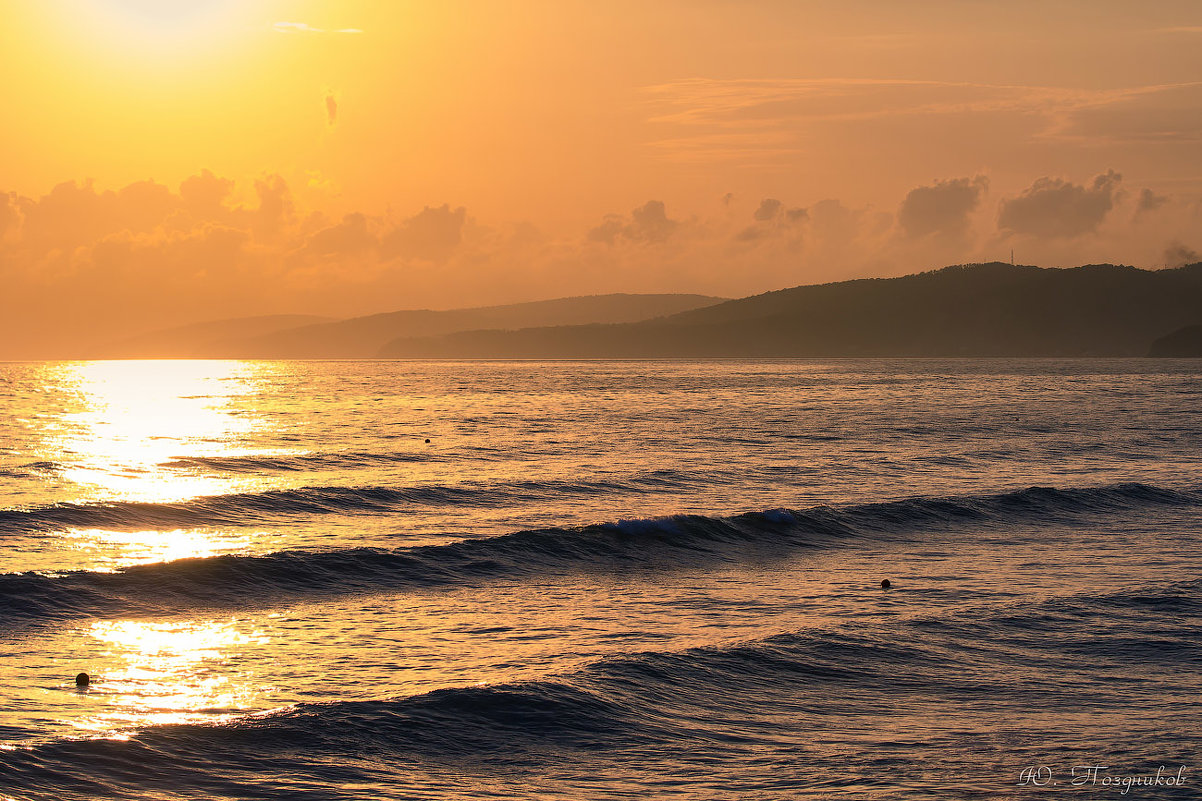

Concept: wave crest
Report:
left=2, top=482, right=1196, bottom=623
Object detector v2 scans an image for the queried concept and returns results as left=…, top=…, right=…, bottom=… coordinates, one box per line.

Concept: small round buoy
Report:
left=75, top=672, right=90, bottom=688
left=880, top=579, right=892, bottom=590
left=425, top=439, right=431, bottom=444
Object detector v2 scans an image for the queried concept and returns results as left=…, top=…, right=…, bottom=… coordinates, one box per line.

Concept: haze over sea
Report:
left=1, top=359, right=1198, bottom=799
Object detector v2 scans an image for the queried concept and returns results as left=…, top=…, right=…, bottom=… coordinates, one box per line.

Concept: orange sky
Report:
left=1, top=0, right=1200, bottom=355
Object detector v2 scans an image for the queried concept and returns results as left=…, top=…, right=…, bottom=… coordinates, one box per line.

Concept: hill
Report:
left=1148, top=324, right=1202, bottom=357
left=101, top=294, right=725, bottom=358
left=378, top=263, right=1202, bottom=358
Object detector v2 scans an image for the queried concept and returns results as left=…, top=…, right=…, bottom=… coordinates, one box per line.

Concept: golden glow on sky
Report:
left=68, top=0, right=248, bottom=51
left=1, top=1, right=1200, bottom=355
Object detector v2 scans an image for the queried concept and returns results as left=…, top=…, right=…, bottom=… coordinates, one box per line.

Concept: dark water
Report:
left=0, top=360, right=1199, bottom=799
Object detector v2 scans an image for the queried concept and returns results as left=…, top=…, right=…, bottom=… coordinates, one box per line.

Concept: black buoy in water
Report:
left=75, top=672, right=90, bottom=688
left=880, top=579, right=892, bottom=590
left=425, top=439, right=431, bottom=444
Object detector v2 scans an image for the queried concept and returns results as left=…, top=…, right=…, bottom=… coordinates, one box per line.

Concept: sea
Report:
left=0, top=359, right=1198, bottom=800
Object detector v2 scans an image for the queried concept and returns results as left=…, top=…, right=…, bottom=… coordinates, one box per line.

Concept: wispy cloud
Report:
left=640, top=78, right=1202, bottom=160
left=272, top=22, right=363, bottom=35
left=643, top=78, right=1184, bottom=127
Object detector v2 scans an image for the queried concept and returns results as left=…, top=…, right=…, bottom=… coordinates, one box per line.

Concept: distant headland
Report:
left=377, top=262, right=1202, bottom=359
left=1149, top=324, right=1202, bottom=357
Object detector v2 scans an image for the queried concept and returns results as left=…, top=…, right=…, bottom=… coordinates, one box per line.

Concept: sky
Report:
left=1, top=0, right=1200, bottom=355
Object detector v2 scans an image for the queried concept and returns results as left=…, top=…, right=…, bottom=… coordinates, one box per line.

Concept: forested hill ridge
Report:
left=378, top=262, right=1202, bottom=358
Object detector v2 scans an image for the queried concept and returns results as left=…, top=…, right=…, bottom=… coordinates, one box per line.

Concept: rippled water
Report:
left=1, top=359, right=1199, bottom=799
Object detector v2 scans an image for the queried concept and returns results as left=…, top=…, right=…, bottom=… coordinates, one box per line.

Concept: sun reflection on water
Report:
left=75, top=618, right=271, bottom=735
left=46, top=360, right=267, bottom=504
left=62, top=527, right=263, bottom=570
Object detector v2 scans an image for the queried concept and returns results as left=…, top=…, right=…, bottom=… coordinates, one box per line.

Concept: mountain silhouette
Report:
left=378, top=262, right=1202, bottom=358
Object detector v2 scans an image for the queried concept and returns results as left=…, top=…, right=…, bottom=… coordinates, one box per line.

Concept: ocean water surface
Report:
left=0, top=359, right=1198, bottom=799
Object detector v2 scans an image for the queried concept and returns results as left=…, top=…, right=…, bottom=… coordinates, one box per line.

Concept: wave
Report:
left=0, top=471, right=704, bottom=534
left=5, top=578, right=1198, bottom=796
left=160, top=451, right=440, bottom=473
left=3, top=482, right=1198, bottom=623
left=0, top=680, right=647, bottom=799
left=0, top=461, right=60, bottom=480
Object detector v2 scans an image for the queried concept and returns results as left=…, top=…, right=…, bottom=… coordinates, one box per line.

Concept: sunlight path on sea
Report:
left=34, top=360, right=269, bottom=505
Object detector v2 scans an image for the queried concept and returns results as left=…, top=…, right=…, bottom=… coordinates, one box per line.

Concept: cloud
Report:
left=15, top=178, right=181, bottom=251
left=88, top=225, right=250, bottom=287
left=179, top=169, right=234, bottom=219
left=253, top=174, right=295, bottom=237
left=0, top=174, right=479, bottom=349
left=1164, top=241, right=1200, bottom=266
left=898, top=175, right=989, bottom=238
left=753, top=198, right=782, bottom=222
left=998, top=171, right=1122, bottom=238
left=588, top=200, right=679, bottom=245
left=303, top=213, right=376, bottom=257
left=325, top=94, right=338, bottom=125
left=273, top=22, right=363, bottom=35
left=1135, top=188, right=1169, bottom=217
left=380, top=204, right=466, bottom=261
left=641, top=77, right=1202, bottom=162
left=737, top=198, right=808, bottom=241
left=273, top=22, right=321, bottom=33
left=629, top=200, right=677, bottom=243
left=808, top=198, right=867, bottom=242
left=1057, top=83, right=1202, bottom=145
left=587, top=215, right=624, bottom=245
left=0, top=192, right=23, bottom=237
